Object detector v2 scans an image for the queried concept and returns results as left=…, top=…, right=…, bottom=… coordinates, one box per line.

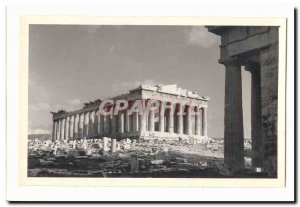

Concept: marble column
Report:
left=74, top=114, right=79, bottom=139
left=55, top=120, right=59, bottom=140
left=248, top=66, right=263, bottom=168
left=132, top=112, right=139, bottom=132
left=195, top=107, right=201, bottom=135
left=104, top=114, right=110, bottom=134
left=118, top=111, right=125, bottom=133
left=111, top=113, right=117, bottom=133
left=159, top=102, right=165, bottom=132
left=124, top=109, right=130, bottom=132
left=57, top=119, right=61, bottom=140
left=177, top=104, right=184, bottom=134
left=52, top=121, right=56, bottom=141
left=94, top=110, right=100, bottom=137
left=89, top=111, right=95, bottom=138
left=186, top=105, right=192, bottom=135
left=167, top=103, right=174, bottom=133
left=99, top=114, right=105, bottom=135
left=202, top=108, right=208, bottom=137
left=65, top=116, right=69, bottom=140
left=79, top=113, right=84, bottom=138
left=148, top=107, right=155, bottom=132
left=69, top=115, right=74, bottom=139
left=223, top=60, right=244, bottom=172
left=61, top=118, right=65, bottom=140
left=84, top=112, right=90, bottom=138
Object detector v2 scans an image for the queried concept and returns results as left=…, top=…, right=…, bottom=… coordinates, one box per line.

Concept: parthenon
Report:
left=51, top=84, right=210, bottom=141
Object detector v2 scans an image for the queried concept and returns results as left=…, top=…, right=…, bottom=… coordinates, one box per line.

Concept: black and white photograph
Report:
left=27, top=24, right=280, bottom=178
left=5, top=3, right=295, bottom=201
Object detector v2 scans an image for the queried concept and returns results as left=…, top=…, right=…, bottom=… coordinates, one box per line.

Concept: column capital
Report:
left=219, top=56, right=243, bottom=67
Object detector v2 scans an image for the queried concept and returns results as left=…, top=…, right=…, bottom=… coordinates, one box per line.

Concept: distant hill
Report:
left=28, top=134, right=51, bottom=141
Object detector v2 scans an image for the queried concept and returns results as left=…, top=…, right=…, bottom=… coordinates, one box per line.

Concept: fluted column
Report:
left=111, top=113, right=117, bottom=134
left=52, top=121, right=56, bottom=141
left=177, top=104, right=184, bottom=134
left=118, top=111, right=125, bottom=133
left=247, top=65, right=263, bottom=168
left=94, top=110, right=100, bottom=137
left=148, top=106, right=155, bottom=132
left=89, top=111, right=95, bottom=138
left=104, top=114, right=110, bottom=134
left=99, top=114, right=105, bottom=135
left=185, top=105, right=192, bottom=135
left=159, top=102, right=165, bottom=132
left=202, top=108, right=208, bottom=137
left=55, top=120, right=59, bottom=140
left=69, top=115, right=74, bottom=139
left=60, top=118, right=66, bottom=140
left=132, top=111, right=139, bottom=132
left=83, top=112, right=89, bottom=138
left=167, top=103, right=174, bottom=133
left=79, top=113, right=84, bottom=138
left=57, top=119, right=61, bottom=140
left=223, top=60, right=244, bottom=172
left=124, top=109, right=130, bottom=132
left=195, top=107, right=201, bottom=135
left=64, top=116, right=69, bottom=140
left=74, top=114, right=79, bottom=139
left=139, top=100, right=147, bottom=132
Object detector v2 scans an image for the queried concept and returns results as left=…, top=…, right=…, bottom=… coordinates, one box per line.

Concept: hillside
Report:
left=28, top=134, right=51, bottom=141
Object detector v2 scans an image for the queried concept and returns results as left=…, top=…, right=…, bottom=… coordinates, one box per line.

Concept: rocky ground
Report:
left=27, top=138, right=264, bottom=178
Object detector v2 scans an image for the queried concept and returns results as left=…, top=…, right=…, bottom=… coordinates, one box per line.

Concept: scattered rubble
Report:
left=28, top=137, right=259, bottom=178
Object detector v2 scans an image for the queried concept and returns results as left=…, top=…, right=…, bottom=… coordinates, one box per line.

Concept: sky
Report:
left=28, top=25, right=251, bottom=138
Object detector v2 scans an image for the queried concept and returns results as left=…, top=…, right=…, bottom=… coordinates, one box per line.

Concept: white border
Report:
left=6, top=3, right=295, bottom=202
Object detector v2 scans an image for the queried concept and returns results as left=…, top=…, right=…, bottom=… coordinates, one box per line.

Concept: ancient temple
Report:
left=51, top=84, right=210, bottom=141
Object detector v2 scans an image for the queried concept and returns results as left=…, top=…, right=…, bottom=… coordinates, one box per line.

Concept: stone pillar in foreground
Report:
left=186, top=105, right=192, bottom=135
left=202, top=107, right=208, bottom=137
left=195, top=107, right=201, bottom=135
left=159, top=102, right=165, bottom=132
left=223, top=60, right=244, bottom=172
left=246, top=65, right=263, bottom=169
left=177, top=104, right=184, bottom=134
left=167, top=103, right=174, bottom=133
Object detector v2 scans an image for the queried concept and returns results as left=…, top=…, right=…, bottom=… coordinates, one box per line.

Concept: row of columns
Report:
left=52, top=102, right=208, bottom=141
